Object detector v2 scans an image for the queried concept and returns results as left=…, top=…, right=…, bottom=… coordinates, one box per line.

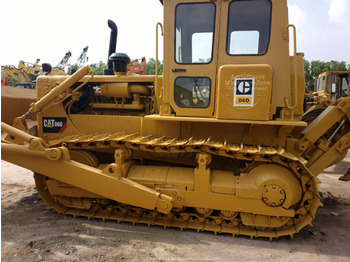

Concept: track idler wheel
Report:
left=239, top=164, right=303, bottom=228
left=35, top=150, right=102, bottom=210
left=249, top=164, right=302, bottom=209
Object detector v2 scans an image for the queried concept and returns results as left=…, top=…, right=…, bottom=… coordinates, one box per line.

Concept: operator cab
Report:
left=161, top=0, right=303, bottom=121
left=315, top=71, right=350, bottom=101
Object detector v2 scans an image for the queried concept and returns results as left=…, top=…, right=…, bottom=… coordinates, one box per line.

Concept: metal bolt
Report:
left=232, top=221, right=239, bottom=227
left=49, top=150, right=58, bottom=159
left=159, top=200, right=168, bottom=210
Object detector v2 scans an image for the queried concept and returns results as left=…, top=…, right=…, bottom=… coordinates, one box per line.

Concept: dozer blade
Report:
left=1, top=122, right=173, bottom=214
left=339, top=168, right=350, bottom=181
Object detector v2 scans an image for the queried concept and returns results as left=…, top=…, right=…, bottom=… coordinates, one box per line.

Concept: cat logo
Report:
left=234, top=78, right=254, bottom=106
left=43, top=117, right=67, bottom=133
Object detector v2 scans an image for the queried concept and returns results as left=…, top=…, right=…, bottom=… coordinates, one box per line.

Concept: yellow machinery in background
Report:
left=1, top=59, right=68, bottom=124
left=313, top=70, right=349, bottom=101
left=1, top=86, right=36, bottom=125
left=1, top=60, right=67, bottom=88
left=2, top=0, right=350, bottom=240
left=305, top=70, right=350, bottom=111
left=17, top=60, right=67, bottom=77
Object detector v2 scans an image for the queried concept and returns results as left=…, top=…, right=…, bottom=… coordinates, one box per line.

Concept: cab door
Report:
left=165, top=0, right=220, bottom=117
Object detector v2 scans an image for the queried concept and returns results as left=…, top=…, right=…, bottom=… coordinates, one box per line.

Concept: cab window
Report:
left=317, top=76, right=325, bottom=91
left=175, top=3, right=216, bottom=64
left=340, top=75, right=349, bottom=96
left=326, top=74, right=333, bottom=93
left=174, top=77, right=211, bottom=108
left=227, top=0, right=272, bottom=55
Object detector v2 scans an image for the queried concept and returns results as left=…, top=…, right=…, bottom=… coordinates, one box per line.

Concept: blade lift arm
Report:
left=13, top=65, right=93, bottom=131
left=290, top=97, right=350, bottom=175
left=1, top=122, right=173, bottom=214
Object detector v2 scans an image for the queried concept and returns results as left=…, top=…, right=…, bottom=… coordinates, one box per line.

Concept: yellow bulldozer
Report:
left=2, top=0, right=350, bottom=240
left=313, top=70, right=349, bottom=101
left=305, top=70, right=350, bottom=111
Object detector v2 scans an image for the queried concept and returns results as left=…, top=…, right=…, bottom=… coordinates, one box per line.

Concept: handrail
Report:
left=155, top=22, right=164, bottom=98
left=283, top=24, right=298, bottom=110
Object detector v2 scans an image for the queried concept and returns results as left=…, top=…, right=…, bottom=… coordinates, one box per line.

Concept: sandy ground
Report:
left=1, top=153, right=350, bottom=262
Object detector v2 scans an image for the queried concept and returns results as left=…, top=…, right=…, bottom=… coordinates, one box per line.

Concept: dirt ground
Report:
left=1, top=153, right=350, bottom=262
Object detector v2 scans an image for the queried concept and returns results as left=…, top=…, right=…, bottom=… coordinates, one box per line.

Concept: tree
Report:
left=67, top=64, right=79, bottom=75
left=303, top=59, right=314, bottom=91
left=303, top=59, right=348, bottom=91
left=90, top=61, right=107, bottom=75
left=5, top=78, right=17, bottom=87
left=327, top=60, right=347, bottom=71
left=146, top=58, right=163, bottom=75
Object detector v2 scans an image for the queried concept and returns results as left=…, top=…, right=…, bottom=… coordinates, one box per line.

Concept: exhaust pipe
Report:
left=104, top=19, right=118, bottom=75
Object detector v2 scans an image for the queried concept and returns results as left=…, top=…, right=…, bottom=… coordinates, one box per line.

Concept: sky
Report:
left=288, top=0, right=350, bottom=65
left=0, top=0, right=349, bottom=68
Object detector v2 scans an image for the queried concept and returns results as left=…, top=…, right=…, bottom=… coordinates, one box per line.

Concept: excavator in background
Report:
left=128, top=57, right=147, bottom=75
left=1, top=59, right=67, bottom=124
left=2, top=0, right=350, bottom=240
left=56, top=51, right=72, bottom=71
left=76, top=46, right=89, bottom=68
left=17, top=60, right=67, bottom=77
left=1, top=59, right=67, bottom=88
left=1, top=64, right=33, bottom=88
left=68, top=46, right=89, bottom=74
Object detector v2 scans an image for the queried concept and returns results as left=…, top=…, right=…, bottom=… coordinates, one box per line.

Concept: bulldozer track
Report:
left=34, top=132, right=322, bottom=240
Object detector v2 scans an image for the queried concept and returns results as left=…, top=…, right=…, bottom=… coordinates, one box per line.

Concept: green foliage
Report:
left=146, top=58, right=163, bottom=75
left=5, top=78, right=17, bottom=87
left=304, top=59, right=348, bottom=91
left=303, top=59, right=314, bottom=91
left=66, top=58, right=347, bottom=92
left=66, top=59, right=161, bottom=76
left=90, top=61, right=107, bottom=75
left=67, top=64, right=79, bottom=75
left=67, top=62, right=107, bottom=75
left=29, top=74, right=38, bottom=82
